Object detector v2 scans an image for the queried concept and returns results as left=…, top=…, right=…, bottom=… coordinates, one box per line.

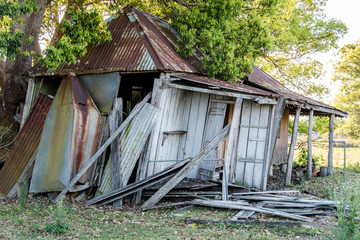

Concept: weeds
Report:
left=42, top=198, right=70, bottom=235
left=328, top=180, right=360, bottom=239
left=348, top=162, right=360, bottom=173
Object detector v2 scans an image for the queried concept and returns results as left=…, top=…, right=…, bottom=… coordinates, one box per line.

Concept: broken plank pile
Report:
left=142, top=190, right=338, bottom=224
left=186, top=190, right=337, bottom=223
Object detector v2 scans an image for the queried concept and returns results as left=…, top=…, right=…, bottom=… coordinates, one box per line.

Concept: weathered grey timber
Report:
left=142, top=201, right=192, bottom=211
left=231, top=190, right=300, bottom=196
left=141, top=124, right=231, bottom=209
left=164, top=82, right=277, bottom=105
left=85, top=159, right=190, bottom=206
left=53, top=93, right=152, bottom=203
left=308, top=109, right=314, bottom=179
left=328, top=114, right=335, bottom=175
left=225, top=97, right=242, bottom=183
left=189, top=199, right=313, bottom=222
left=231, top=202, right=265, bottom=220
left=184, top=219, right=302, bottom=227
left=109, top=98, right=123, bottom=207
left=286, top=107, right=301, bottom=185
left=262, top=97, right=286, bottom=190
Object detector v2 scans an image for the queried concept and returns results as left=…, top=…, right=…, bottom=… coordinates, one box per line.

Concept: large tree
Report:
left=0, top=0, right=347, bottom=118
left=333, top=40, right=360, bottom=138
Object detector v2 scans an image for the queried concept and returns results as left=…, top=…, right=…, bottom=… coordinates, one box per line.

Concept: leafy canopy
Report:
left=0, top=0, right=39, bottom=58
left=0, top=0, right=347, bottom=91
left=333, top=40, right=360, bottom=138
left=258, top=0, right=347, bottom=98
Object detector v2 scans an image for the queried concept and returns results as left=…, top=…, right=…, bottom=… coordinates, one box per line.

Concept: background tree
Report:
left=333, top=40, right=360, bottom=139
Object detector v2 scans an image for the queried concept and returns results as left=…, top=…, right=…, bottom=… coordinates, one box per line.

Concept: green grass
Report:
left=0, top=196, right=327, bottom=240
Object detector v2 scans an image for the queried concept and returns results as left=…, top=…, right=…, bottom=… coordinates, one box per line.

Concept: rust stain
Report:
left=0, top=94, right=53, bottom=196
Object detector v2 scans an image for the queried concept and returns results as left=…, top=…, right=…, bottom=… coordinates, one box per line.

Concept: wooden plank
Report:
left=231, top=202, right=265, bottom=220
left=232, top=190, right=300, bottom=196
left=262, top=97, right=285, bottom=190
left=307, top=109, right=314, bottom=179
left=198, top=100, right=227, bottom=179
left=141, top=124, right=231, bottom=209
left=85, top=159, right=191, bottom=206
left=184, top=219, right=302, bottom=227
left=328, top=114, right=335, bottom=175
left=285, top=107, right=301, bottom=186
left=225, top=98, right=244, bottom=182
left=109, top=98, right=123, bottom=207
left=185, top=92, right=209, bottom=178
left=189, top=199, right=313, bottom=222
left=145, top=77, right=167, bottom=176
left=53, top=92, right=152, bottom=203
left=164, top=82, right=277, bottom=105
left=142, top=201, right=192, bottom=211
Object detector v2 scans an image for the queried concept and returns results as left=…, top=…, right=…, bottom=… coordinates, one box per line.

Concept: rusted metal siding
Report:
left=30, top=76, right=103, bottom=193
left=29, top=6, right=201, bottom=77
left=0, top=94, right=53, bottom=196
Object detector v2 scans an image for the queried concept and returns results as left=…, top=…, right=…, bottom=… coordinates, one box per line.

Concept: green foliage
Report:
left=289, top=116, right=330, bottom=136
left=333, top=39, right=360, bottom=139
left=38, top=8, right=112, bottom=68
left=168, top=0, right=275, bottom=82
left=258, top=0, right=347, bottom=98
left=295, top=147, right=322, bottom=169
left=348, top=162, right=360, bottom=173
left=0, top=0, right=39, bottom=59
left=43, top=198, right=69, bottom=235
left=295, top=147, right=308, bottom=166
left=329, top=180, right=360, bottom=239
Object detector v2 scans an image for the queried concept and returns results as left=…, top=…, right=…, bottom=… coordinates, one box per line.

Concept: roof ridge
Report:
left=124, top=6, right=166, bottom=70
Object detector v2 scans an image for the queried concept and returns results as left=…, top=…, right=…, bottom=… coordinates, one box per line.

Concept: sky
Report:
left=318, top=0, right=360, bottom=103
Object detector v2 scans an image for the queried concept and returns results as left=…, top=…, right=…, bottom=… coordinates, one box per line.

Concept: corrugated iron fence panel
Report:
left=0, top=94, right=53, bottom=196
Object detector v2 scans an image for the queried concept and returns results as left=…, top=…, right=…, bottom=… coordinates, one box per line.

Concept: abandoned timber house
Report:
left=0, top=6, right=347, bottom=204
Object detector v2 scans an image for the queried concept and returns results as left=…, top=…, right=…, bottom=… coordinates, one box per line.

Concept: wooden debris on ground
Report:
left=183, top=218, right=302, bottom=227
left=140, top=189, right=338, bottom=224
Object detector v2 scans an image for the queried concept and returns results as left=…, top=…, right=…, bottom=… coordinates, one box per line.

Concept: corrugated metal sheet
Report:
left=96, top=103, right=158, bottom=196
left=29, top=6, right=201, bottom=77
left=171, top=73, right=278, bottom=97
left=78, top=72, right=121, bottom=114
left=0, top=94, right=53, bottom=196
left=246, top=67, right=347, bottom=115
left=30, top=76, right=103, bottom=193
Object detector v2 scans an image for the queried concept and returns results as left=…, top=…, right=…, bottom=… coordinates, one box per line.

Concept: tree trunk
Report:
left=4, top=0, right=48, bottom=115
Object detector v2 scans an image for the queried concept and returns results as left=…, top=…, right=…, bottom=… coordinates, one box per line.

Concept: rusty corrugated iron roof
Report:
left=0, top=94, right=53, bottom=196
left=171, top=73, right=278, bottom=98
left=29, top=6, right=201, bottom=77
left=246, top=67, right=347, bottom=116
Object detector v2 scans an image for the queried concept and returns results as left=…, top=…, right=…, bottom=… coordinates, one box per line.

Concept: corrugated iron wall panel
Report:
left=0, top=94, right=53, bottom=196
left=30, top=77, right=103, bottom=193
left=96, top=103, right=158, bottom=196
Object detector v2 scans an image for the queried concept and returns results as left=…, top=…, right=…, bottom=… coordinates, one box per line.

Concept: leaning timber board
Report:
left=197, top=96, right=227, bottom=180
left=235, top=100, right=271, bottom=189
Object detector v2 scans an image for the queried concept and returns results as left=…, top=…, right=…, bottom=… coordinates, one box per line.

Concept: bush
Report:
left=330, top=180, right=360, bottom=239
left=43, top=198, right=70, bottom=235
